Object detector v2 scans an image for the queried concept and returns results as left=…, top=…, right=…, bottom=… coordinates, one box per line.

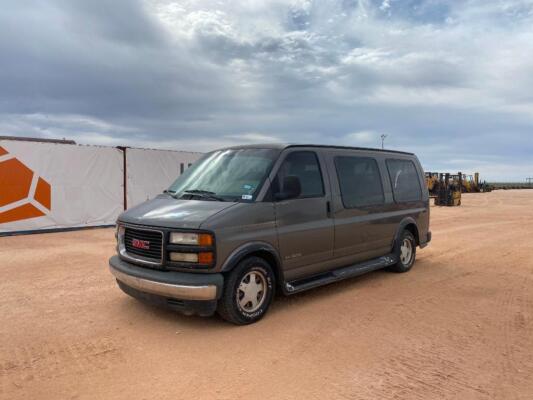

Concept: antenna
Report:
left=380, top=134, right=388, bottom=150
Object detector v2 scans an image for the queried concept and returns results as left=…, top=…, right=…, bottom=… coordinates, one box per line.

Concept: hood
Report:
left=118, top=194, right=237, bottom=229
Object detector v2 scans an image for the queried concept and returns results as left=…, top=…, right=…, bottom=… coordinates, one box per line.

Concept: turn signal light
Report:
left=198, top=233, right=214, bottom=246
left=198, top=252, right=214, bottom=264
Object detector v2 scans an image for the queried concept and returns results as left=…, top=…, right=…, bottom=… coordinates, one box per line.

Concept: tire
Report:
left=388, top=230, right=417, bottom=273
left=217, top=256, right=275, bottom=325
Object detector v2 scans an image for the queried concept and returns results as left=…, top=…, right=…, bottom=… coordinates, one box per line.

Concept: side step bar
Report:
left=284, top=254, right=397, bottom=295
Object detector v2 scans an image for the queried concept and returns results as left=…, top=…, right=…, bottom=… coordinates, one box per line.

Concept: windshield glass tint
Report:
left=167, top=148, right=279, bottom=200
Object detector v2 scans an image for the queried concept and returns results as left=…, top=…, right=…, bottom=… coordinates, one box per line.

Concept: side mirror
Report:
left=274, top=175, right=301, bottom=201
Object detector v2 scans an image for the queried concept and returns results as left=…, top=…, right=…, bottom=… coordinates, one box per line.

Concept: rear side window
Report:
left=335, top=156, right=384, bottom=208
left=386, top=159, right=422, bottom=202
left=276, top=151, right=324, bottom=198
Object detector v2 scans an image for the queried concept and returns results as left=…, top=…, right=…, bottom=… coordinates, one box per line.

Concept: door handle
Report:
left=326, top=200, right=332, bottom=218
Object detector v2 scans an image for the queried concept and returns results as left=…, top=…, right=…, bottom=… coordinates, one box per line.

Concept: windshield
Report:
left=167, top=148, right=279, bottom=201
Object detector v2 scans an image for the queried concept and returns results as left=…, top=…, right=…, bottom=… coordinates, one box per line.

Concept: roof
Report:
left=0, top=136, right=76, bottom=145
left=223, top=143, right=414, bottom=155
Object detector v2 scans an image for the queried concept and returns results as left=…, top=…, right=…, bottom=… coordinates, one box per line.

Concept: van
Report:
left=109, top=144, right=431, bottom=324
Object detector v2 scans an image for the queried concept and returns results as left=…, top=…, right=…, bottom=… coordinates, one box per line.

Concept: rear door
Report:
left=272, top=149, right=334, bottom=281
left=328, top=151, right=391, bottom=264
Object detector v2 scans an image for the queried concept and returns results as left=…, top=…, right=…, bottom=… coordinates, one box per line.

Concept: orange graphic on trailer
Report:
left=0, top=146, right=51, bottom=224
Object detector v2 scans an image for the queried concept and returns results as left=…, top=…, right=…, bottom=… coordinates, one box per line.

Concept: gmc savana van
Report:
left=109, top=144, right=431, bottom=324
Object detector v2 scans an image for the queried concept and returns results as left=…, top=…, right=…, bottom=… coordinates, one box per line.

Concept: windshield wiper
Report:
left=181, top=189, right=225, bottom=202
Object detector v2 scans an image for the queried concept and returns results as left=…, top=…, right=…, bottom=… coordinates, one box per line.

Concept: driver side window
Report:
left=274, top=151, right=324, bottom=199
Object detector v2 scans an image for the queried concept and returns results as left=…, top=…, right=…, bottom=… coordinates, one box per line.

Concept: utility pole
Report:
left=527, top=177, right=533, bottom=187
left=380, top=134, right=387, bottom=150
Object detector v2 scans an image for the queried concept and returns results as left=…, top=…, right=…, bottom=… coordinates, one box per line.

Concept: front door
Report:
left=272, top=150, right=334, bottom=281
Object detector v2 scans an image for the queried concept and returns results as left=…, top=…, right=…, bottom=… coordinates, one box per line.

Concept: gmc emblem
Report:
left=131, top=238, right=150, bottom=250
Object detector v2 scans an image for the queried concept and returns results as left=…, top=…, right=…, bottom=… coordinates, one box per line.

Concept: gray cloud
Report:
left=1, top=0, right=532, bottom=180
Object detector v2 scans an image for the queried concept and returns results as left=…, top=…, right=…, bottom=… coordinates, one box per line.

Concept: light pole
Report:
left=380, top=134, right=387, bottom=149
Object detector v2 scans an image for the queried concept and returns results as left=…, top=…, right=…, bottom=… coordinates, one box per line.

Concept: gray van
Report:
left=109, top=144, right=431, bottom=324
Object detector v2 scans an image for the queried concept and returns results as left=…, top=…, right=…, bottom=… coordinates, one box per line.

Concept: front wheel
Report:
left=217, top=257, right=275, bottom=325
left=388, top=230, right=417, bottom=273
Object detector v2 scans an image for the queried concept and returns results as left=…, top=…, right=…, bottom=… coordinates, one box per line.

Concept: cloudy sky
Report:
left=1, top=0, right=533, bottom=180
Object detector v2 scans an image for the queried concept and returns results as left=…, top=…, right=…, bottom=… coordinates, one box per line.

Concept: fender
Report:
left=220, top=241, right=283, bottom=278
left=392, top=217, right=420, bottom=249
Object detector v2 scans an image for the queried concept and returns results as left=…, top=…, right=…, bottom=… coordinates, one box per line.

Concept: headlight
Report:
left=115, top=224, right=125, bottom=252
left=169, top=252, right=199, bottom=263
left=170, top=251, right=214, bottom=264
left=116, top=224, right=124, bottom=241
left=169, top=232, right=213, bottom=246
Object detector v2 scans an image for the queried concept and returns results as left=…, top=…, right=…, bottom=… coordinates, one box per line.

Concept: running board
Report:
left=284, top=254, right=397, bottom=295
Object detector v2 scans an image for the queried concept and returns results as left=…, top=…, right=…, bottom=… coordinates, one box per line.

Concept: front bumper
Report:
left=109, top=255, right=223, bottom=316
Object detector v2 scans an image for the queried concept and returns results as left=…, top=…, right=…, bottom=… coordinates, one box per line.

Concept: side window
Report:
left=335, top=156, right=384, bottom=208
left=386, top=159, right=422, bottom=202
left=275, top=151, right=324, bottom=198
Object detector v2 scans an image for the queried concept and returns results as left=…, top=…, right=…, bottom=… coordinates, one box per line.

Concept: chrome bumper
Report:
left=109, top=264, right=218, bottom=301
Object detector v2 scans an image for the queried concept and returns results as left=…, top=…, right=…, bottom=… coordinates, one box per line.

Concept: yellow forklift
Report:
left=425, top=172, right=440, bottom=197
left=434, top=172, right=462, bottom=206
left=460, top=172, right=481, bottom=193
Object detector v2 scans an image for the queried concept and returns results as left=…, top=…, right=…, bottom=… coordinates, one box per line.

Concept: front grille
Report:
left=124, top=227, right=163, bottom=262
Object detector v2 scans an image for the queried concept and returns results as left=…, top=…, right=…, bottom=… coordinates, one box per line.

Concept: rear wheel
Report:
left=389, top=230, right=417, bottom=273
left=217, top=257, right=275, bottom=325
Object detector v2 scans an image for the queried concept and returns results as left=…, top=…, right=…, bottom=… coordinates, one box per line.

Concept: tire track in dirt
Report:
left=490, top=272, right=533, bottom=399
left=0, top=338, right=124, bottom=393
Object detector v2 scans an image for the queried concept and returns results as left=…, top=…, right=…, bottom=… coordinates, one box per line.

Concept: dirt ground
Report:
left=1, top=190, right=533, bottom=400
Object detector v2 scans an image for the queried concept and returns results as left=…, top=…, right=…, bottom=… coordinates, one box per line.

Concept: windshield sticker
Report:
left=241, top=194, right=253, bottom=200
left=242, top=184, right=254, bottom=191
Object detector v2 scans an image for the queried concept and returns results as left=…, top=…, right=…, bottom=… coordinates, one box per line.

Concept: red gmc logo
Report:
left=131, top=238, right=150, bottom=250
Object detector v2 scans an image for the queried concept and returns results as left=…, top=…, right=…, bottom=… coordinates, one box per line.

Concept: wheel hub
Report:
left=237, top=271, right=267, bottom=313
left=400, top=238, right=413, bottom=265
